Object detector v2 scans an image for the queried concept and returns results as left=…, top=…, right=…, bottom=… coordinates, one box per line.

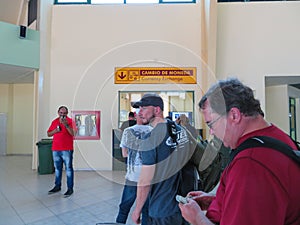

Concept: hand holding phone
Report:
left=176, top=195, right=190, bottom=204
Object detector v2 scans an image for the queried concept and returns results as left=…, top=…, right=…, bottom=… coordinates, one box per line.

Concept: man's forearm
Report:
left=47, top=129, right=57, bottom=137
left=133, top=164, right=154, bottom=223
left=135, top=184, right=150, bottom=214
left=65, top=125, right=75, bottom=136
left=194, top=213, right=215, bottom=225
left=121, top=147, right=128, bottom=158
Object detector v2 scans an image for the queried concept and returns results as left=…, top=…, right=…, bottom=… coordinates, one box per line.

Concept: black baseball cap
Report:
left=131, top=93, right=164, bottom=111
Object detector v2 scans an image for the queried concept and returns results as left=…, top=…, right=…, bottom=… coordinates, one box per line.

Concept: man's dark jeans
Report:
left=116, top=180, right=149, bottom=225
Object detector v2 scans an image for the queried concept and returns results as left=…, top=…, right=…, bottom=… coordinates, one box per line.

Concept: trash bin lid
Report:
left=36, top=139, right=53, bottom=145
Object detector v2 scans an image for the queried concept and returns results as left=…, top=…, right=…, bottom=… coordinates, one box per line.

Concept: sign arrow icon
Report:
left=118, top=71, right=127, bottom=79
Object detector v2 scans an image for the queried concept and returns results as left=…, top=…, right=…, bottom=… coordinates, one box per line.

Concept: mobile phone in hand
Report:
left=176, top=195, right=189, bottom=204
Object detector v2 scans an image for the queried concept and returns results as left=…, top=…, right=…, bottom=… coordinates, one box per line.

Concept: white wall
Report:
left=38, top=2, right=300, bottom=170
left=265, top=85, right=289, bottom=132
left=216, top=2, right=300, bottom=111
left=266, top=85, right=300, bottom=140
left=48, top=3, right=211, bottom=170
left=33, top=0, right=54, bottom=169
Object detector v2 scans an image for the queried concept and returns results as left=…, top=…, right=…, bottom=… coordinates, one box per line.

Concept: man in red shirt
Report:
left=179, top=78, right=300, bottom=225
left=47, top=106, right=76, bottom=197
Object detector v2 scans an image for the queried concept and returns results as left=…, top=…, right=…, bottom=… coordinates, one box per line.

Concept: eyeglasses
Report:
left=206, top=115, right=223, bottom=129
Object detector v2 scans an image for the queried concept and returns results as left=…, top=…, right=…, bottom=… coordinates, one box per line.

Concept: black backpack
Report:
left=166, top=119, right=199, bottom=196
left=167, top=119, right=231, bottom=194
left=232, top=136, right=300, bottom=166
left=196, top=138, right=231, bottom=192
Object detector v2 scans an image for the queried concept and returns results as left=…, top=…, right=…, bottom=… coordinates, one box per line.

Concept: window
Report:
left=118, top=91, right=195, bottom=127
left=289, top=97, right=297, bottom=141
left=162, top=0, right=195, bottom=2
left=54, top=0, right=196, bottom=4
left=218, top=0, right=299, bottom=2
left=28, top=0, right=38, bottom=26
left=125, top=0, right=159, bottom=3
left=92, top=0, right=123, bottom=3
left=55, top=0, right=88, bottom=3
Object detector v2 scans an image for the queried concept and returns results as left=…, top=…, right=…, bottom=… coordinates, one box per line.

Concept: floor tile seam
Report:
left=25, top=215, right=69, bottom=225
left=55, top=205, right=102, bottom=223
left=0, top=187, right=27, bottom=224
left=12, top=181, right=65, bottom=221
left=55, top=196, right=97, bottom=215
left=22, top=197, right=85, bottom=225
left=17, top=179, right=114, bottom=224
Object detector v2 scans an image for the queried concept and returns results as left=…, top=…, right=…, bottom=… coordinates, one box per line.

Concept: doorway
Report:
left=0, top=113, right=7, bottom=155
left=113, top=91, right=195, bottom=171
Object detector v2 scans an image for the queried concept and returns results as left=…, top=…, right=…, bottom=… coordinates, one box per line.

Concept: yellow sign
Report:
left=115, top=67, right=197, bottom=84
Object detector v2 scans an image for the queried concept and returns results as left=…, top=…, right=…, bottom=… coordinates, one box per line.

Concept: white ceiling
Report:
left=265, top=76, right=300, bottom=90
left=0, top=63, right=34, bottom=84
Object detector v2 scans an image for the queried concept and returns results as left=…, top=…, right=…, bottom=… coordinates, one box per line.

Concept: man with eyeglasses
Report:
left=179, top=78, right=300, bottom=225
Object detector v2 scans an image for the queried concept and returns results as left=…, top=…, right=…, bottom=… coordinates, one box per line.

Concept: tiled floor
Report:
left=0, top=155, right=136, bottom=225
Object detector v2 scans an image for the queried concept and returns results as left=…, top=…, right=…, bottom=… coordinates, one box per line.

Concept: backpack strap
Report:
left=166, top=119, right=201, bottom=195
left=231, top=136, right=300, bottom=166
left=166, top=119, right=178, bottom=145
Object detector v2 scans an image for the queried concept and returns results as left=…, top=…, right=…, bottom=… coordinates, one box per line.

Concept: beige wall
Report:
left=0, top=83, right=34, bottom=154
left=11, top=84, right=34, bottom=154
left=41, top=2, right=216, bottom=170
left=216, top=2, right=300, bottom=111
left=34, top=1, right=300, bottom=170
left=266, top=85, right=300, bottom=140
left=0, top=84, right=10, bottom=155
left=265, top=85, right=289, bottom=132
left=0, top=84, right=10, bottom=113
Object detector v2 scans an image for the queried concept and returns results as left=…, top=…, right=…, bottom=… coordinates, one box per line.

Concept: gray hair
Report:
left=199, top=78, right=264, bottom=117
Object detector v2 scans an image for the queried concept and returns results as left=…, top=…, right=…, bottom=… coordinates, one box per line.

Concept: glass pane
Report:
left=291, top=130, right=296, bottom=140
left=289, top=97, right=297, bottom=139
left=56, top=0, right=88, bottom=3
left=162, top=0, right=195, bottom=2
left=119, top=91, right=194, bottom=127
left=291, top=98, right=295, bottom=105
left=92, top=0, right=124, bottom=3
left=126, top=0, right=159, bottom=3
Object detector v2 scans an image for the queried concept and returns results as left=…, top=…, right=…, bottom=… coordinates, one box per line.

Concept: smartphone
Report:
left=176, top=195, right=189, bottom=204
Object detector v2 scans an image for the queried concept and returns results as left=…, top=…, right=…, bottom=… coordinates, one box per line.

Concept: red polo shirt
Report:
left=47, top=117, right=75, bottom=151
left=206, top=124, right=300, bottom=225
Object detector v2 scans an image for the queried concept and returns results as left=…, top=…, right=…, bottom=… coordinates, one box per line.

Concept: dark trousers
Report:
left=116, top=180, right=149, bottom=225
left=148, top=212, right=189, bottom=225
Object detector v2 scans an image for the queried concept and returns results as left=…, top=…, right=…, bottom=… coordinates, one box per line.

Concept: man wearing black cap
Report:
left=131, top=93, right=192, bottom=225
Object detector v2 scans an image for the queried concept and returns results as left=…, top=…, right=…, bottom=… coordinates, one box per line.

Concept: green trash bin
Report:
left=36, top=139, right=55, bottom=175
